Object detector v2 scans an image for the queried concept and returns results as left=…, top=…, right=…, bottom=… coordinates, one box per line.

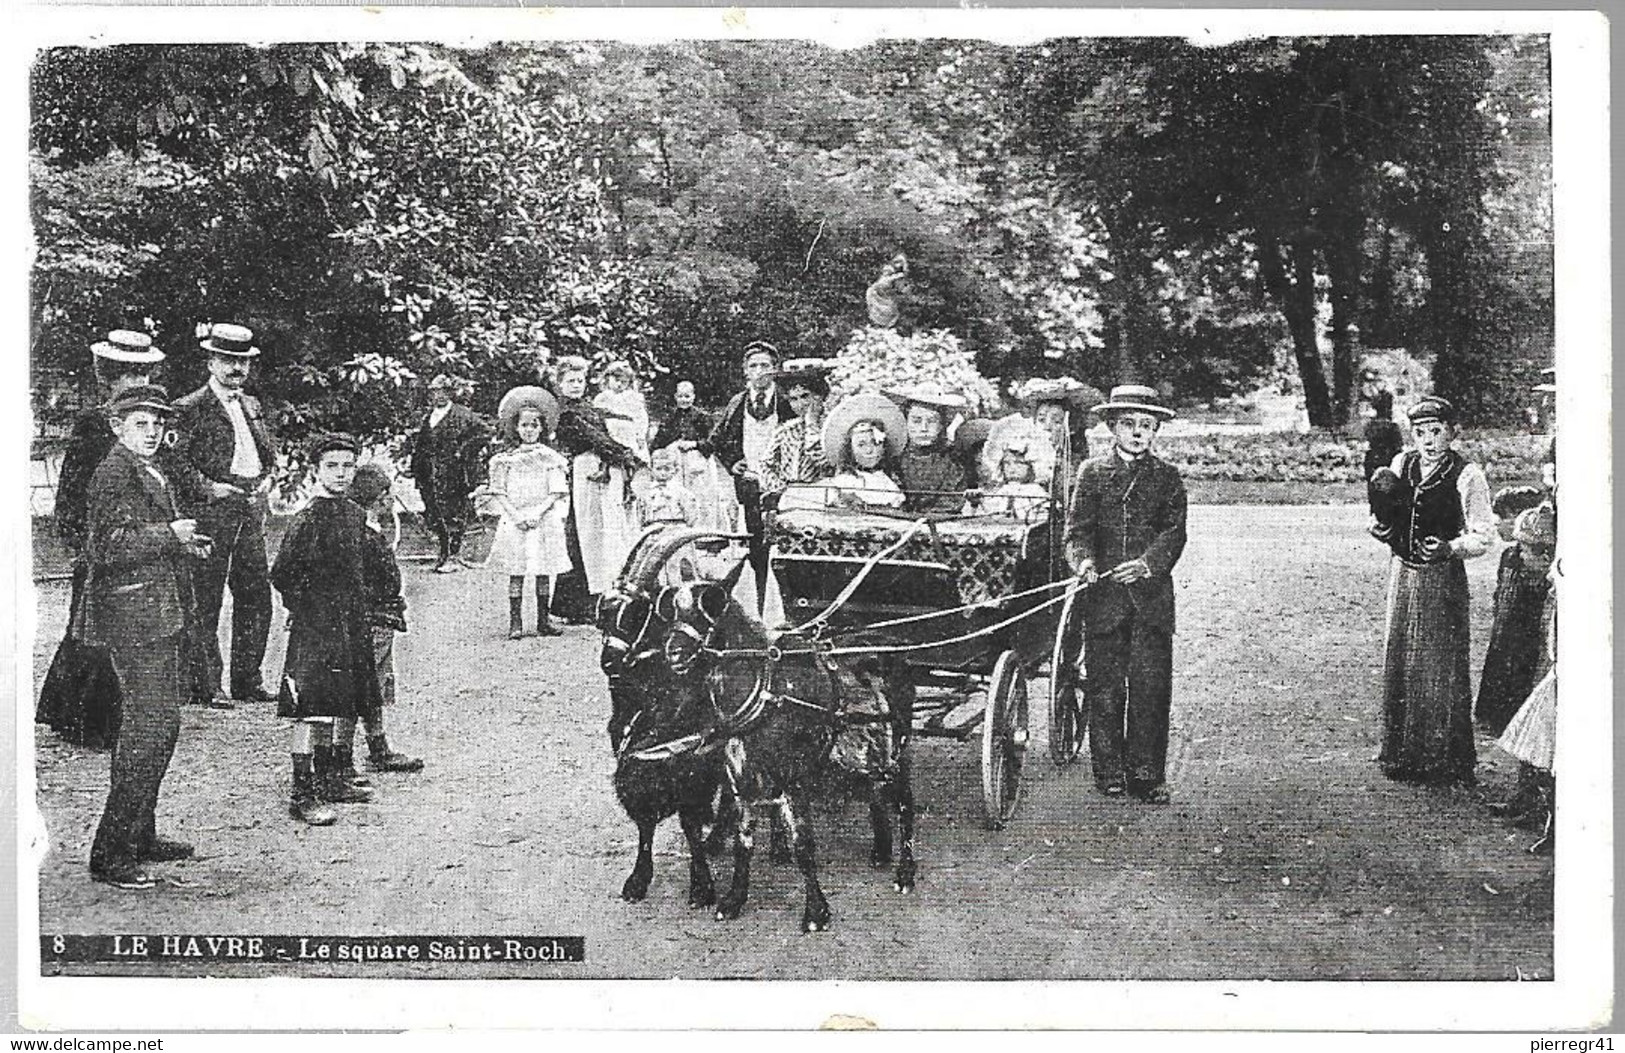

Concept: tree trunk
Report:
left=1325, top=213, right=1364, bottom=429
left=1258, top=233, right=1334, bottom=428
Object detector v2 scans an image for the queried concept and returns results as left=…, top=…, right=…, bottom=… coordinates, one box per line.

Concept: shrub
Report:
left=1154, top=430, right=1547, bottom=484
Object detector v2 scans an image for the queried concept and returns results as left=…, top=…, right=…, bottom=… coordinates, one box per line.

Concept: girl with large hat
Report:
left=1370, top=395, right=1495, bottom=786
left=778, top=393, right=907, bottom=512
left=486, top=387, right=570, bottom=638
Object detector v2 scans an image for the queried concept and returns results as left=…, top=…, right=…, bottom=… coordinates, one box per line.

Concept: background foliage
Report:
left=30, top=36, right=1552, bottom=456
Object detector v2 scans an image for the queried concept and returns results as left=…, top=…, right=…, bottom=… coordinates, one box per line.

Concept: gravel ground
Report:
left=29, top=505, right=1552, bottom=980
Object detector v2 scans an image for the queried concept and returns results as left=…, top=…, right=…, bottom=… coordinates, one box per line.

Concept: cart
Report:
left=767, top=495, right=1088, bottom=829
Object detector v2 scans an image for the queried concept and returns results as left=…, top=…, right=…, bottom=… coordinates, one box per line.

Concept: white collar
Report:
left=210, top=377, right=246, bottom=404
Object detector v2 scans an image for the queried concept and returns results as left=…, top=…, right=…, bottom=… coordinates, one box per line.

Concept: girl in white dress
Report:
left=964, top=415, right=1055, bottom=522
left=487, top=403, right=572, bottom=639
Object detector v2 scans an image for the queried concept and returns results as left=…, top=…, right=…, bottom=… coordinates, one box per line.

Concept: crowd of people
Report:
left=34, top=320, right=1560, bottom=890
left=1366, top=374, right=1560, bottom=854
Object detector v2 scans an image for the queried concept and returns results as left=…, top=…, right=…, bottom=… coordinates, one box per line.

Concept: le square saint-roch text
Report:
left=102, top=936, right=579, bottom=962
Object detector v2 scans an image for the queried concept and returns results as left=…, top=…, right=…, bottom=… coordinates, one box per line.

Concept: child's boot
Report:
left=367, top=733, right=425, bottom=773
left=317, top=741, right=372, bottom=804
left=508, top=593, right=525, bottom=639
left=289, top=721, right=336, bottom=825
left=536, top=580, right=562, bottom=636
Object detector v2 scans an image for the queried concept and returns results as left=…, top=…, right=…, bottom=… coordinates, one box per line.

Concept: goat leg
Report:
left=621, top=816, right=656, bottom=902
left=868, top=781, right=894, bottom=867
left=678, top=800, right=716, bottom=908
left=715, top=797, right=754, bottom=921
left=785, top=794, right=831, bottom=933
left=893, top=734, right=917, bottom=895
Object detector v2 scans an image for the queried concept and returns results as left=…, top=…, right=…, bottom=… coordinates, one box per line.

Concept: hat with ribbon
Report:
left=92, top=329, right=165, bottom=366
left=107, top=383, right=173, bottom=418
left=1405, top=395, right=1456, bottom=426
left=497, top=384, right=560, bottom=442
left=1091, top=384, right=1176, bottom=420
left=199, top=323, right=260, bottom=358
left=821, top=392, right=907, bottom=469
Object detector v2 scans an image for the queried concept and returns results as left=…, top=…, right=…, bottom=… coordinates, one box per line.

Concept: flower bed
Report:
left=1154, top=430, right=1548, bottom=484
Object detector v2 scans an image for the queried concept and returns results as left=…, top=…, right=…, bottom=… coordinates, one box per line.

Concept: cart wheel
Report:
left=982, top=649, right=1030, bottom=829
left=1048, top=585, right=1087, bottom=765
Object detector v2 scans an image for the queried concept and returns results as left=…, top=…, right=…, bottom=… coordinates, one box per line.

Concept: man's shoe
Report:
left=141, top=837, right=195, bottom=863
left=91, top=865, right=156, bottom=890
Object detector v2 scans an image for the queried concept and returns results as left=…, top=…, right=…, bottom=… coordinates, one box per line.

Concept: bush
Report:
left=1154, top=430, right=1547, bottom=485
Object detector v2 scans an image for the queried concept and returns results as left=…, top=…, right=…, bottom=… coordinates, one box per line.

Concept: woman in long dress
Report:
left=1368, top=396, right=1495, bottom=786
left=551, top=356, right=643, bottom=618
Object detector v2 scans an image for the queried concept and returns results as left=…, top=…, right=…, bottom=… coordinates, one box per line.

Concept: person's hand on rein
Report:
left=1106, top=557, right=1152, bottom=584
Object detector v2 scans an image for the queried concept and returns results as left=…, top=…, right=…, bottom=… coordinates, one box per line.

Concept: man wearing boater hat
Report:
left=173, top=323, right=279, bottom=706
left=1064, top=384, right=1188, bottom=805
left=82, top=384, right=214, bottom=887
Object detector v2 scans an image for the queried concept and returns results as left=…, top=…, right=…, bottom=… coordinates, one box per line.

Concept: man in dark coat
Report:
left=408, top=374, right=492, bottom=573
left=82, top=384, right=213, bottom=888
left=1064, top=384, right=1188, bottom=805
left=272, top=433, right=383, bottom=825
left=706, top=342, right=794, bottom=583
left=172, top=323, right=279, bottom=705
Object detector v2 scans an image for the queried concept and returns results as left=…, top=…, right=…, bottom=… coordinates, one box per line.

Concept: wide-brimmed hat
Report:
left=497, top=384, right=560, bottom=441
left=107, top=383, right=173, bottom=417
left=199, top=322, right=260, bottom=358
left=1406, top=395, right=1455, bottom=426
left=981, top=414, right=1057, bottom=486
left=308, top=431, right=360, bottom=462
left=1091, top=384, right=1176, bottom=420
left=1016, top=376, right=1087, bottom=406
left=887, top=381, right=968, bottom=415
left=92, top=329, right=165, bottom=366
left=1512, top=503, right=1556, bottom=547
left=821, top=392, right=906, bottom=469
left=777, top=357, right=834, bottom=383
left=1491, top=484, right=1545, bottom=519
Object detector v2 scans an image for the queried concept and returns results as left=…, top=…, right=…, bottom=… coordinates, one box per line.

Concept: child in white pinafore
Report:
left=487, top=404, right=572, bottom=639
left=964, top=414, right=1055, bottom=522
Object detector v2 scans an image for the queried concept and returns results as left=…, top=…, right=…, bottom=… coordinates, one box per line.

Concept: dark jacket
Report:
left=1064, top=451, right=1188, bottom=635
left=59, top=410, right=206, bottom=551
left=408, top=403, right=491, bottom=506
left=554, top=397, right=640, bottom=469
left=80, top=443, right=193, bottom=648
left=271, top=495, right=383, bottom=720
left=706, top=387, right=794, bottom=474
left=172, top=384, right=278, bottom=495
left=361, top=522, right=408, bottom=633
left=897, top=445, right=968, bottom=514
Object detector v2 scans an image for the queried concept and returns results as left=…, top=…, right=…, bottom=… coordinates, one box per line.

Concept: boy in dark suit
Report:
left=82, top=385, right=213, bottom=888
left=1064, top=385, right=1188, bottom=805
left=272, top=433, right=384, bottom=825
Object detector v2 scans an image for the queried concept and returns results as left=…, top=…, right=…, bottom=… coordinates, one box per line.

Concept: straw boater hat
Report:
left=1533, top=366, right=1556, bottom=395
left=1405, top=395, right=1455, bottom=425
left=821, top=392, right=906, bottom=469
left=981, top=414, right=1057, bottom=486
left=199, top=323, right=260, bottom=358
left=1091, top=384, right=1176, bottom=420
left=92, top=329, right=165, bottom=366
left=107, top=383, right=173, bottom=418
left=497, top=384, right=560, bottom=442
left=887, top=380, right=968, bottom=417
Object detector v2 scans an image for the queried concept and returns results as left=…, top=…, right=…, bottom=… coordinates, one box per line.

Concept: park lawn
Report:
left=29, top=504, right=1551, bottom=986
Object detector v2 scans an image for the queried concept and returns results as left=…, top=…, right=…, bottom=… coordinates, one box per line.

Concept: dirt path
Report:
left=30, top=505, right=1552, bottom=979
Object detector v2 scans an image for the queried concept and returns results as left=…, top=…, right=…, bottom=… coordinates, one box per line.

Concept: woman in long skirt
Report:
left=1369, top=396, right=1495, bottom=786
left=550, top=356, right=643, bottom=617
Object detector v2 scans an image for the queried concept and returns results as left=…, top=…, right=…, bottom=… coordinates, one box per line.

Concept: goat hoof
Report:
left=621, top=877, right=651, bottom=902
left=715, top=900, right=744, bottom=921
left=870, top=846, right=893, bottom=867
left=803, top=911, right=831, bottom=933
left=689, top=886, right=716, bottom=908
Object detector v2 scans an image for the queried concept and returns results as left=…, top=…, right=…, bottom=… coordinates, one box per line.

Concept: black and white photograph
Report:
left=12, top=6, right=1612, bottom=1033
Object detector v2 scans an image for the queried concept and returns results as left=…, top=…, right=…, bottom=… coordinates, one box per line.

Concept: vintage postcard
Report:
left=10, top=5, right=1612, bottom=1033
